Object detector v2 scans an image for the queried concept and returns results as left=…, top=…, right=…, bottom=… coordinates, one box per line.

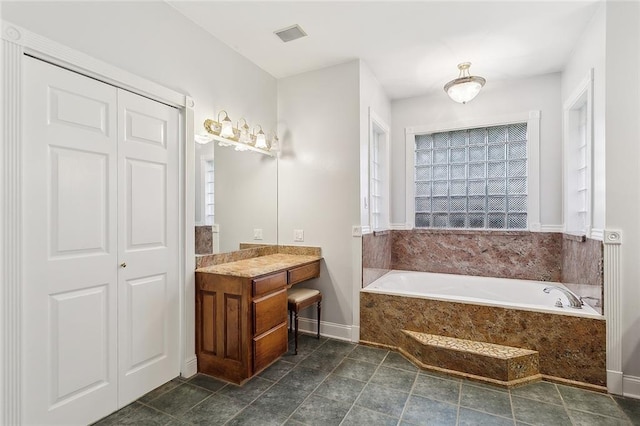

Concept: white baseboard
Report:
left=296, top=317, right=353, bottom=342
left=623, top=374, right=640, bottom=399
left=182, top=355, right=198, bottom=379
left=608, top=370, right=624, bottom=395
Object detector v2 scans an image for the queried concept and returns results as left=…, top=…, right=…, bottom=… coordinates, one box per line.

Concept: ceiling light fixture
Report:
left=443, top=62, right=486, bottom=104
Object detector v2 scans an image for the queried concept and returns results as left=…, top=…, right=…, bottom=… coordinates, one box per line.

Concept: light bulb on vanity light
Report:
left=237, top=118, right=251, bottom=144
left=254, top=125, right=268, bottom=149
left=218, top=110, right=235, bottom=138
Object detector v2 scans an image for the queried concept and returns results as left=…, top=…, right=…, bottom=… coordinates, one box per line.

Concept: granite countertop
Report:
left=195, top=253, right=322, bottom=278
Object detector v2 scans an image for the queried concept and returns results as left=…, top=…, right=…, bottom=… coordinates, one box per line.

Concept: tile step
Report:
left=401, top=330, right=541, bottom=387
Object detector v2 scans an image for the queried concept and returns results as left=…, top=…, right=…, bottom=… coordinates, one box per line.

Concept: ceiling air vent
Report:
left=274, top=24, right=307, bottom=43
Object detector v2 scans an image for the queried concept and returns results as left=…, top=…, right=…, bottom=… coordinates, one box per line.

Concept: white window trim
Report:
left=200, top=156, right=215, bottom=226
left=368, top=107, right=391, bottom=232
left=405, top=111, right=541, bottom=231
left=563, top=69, right=594, bottom=238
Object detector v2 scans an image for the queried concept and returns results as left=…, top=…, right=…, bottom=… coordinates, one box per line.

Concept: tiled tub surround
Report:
left=362, top=232, right=392, bottom=286
left=391, top=230, right=563, bottom=281
left=562, top=235, right=604, bottom=313
left=360, top=291, right=606, bottom=389
left=561, top=235, right=603, bottom=286
left=363, top=229, right=605, bottom=308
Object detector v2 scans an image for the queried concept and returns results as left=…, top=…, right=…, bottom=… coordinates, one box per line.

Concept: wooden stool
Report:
left=287, top=288, right=322, bottom=355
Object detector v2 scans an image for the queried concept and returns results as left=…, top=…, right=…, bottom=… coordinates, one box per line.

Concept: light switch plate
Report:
left=253, top=228, right=263, bottom=240
left=293, top=229, right=304, bottom=242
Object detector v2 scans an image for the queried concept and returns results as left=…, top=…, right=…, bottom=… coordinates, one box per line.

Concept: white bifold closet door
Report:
left=22, top=56, right=179, bottom=425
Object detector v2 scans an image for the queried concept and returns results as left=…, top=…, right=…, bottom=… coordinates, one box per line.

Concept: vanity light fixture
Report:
left=201, top=112, right=276, bottom=156
left=444, top=62, right=486, bottom=104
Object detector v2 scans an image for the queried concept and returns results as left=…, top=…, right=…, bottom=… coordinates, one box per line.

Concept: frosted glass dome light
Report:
left=444, top=62, right=486, bottom=104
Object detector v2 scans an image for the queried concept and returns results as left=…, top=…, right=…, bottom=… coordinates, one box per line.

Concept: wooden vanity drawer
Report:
left=288, top=261, right=320, bottom=286
left=253, top=272, right=287, bottom=297
left=253, top=322, right=288, bottom=373
left=253, top=289, right=287, bottom=336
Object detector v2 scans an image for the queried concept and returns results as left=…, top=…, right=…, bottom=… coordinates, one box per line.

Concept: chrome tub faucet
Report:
left=543, top=285, right=583, bottom=309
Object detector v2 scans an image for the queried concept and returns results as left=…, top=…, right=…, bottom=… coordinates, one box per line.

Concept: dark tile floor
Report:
left=96, top=334, right=640, bottom=425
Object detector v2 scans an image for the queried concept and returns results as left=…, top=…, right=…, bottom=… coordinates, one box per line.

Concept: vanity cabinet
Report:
left=196, top=258, right=320, bottom=384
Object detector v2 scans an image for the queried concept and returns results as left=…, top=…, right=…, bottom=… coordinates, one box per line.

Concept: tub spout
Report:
left=543, top=286, right=583, bottom=309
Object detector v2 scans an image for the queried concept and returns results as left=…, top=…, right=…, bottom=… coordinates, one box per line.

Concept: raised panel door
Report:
left=22, top=56, right=119, bottom=425
left=23, top=56, right=181, bottom=424
left=116, top=89, right=180, bottom=406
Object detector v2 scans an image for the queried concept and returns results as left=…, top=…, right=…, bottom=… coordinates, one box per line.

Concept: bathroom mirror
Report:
left=194, top=141, right=278, bottom=254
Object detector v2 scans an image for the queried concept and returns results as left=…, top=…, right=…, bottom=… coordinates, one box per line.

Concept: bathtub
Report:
left=360, top=270, right=606, bottom=387
left=363, top=270, right=601, bottom=318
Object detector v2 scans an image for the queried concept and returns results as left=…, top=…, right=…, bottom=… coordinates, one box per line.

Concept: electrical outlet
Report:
left=352, top=226, right=362, bottom=237
left=293, top=229, right=304, bottom=242
left=253, top=228, right=263, bottom=240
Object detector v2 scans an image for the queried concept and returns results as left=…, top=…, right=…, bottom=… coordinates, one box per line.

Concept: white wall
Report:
left=278, top=61, right=360, bottom=338
left=391, top=73, right=563, bottom=228
left=561, top=2, right=606, bottom=234
left=2, top=0, right=277, bottom=371
left=2, top=2, right=276, bottom=131
left=605, top=0, right=640, bottom=390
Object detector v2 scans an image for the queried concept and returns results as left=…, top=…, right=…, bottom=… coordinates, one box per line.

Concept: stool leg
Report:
left=317, top=301, right=321, bottom=339
left=294, top=311, right=299, bottom=355
left=289, top=310, right=293, bottom=333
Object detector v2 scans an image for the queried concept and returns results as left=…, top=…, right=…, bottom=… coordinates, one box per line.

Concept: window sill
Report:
left=407, top=228, right=532, bottom=236
left=563, top=233, right=587, bottom=242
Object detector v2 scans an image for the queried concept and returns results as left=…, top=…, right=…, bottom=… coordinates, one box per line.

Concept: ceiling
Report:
left=168, top=1, right=600, bottom=100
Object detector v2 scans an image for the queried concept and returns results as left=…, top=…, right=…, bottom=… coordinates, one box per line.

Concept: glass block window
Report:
left=414, top=123, right=528, bottom=229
